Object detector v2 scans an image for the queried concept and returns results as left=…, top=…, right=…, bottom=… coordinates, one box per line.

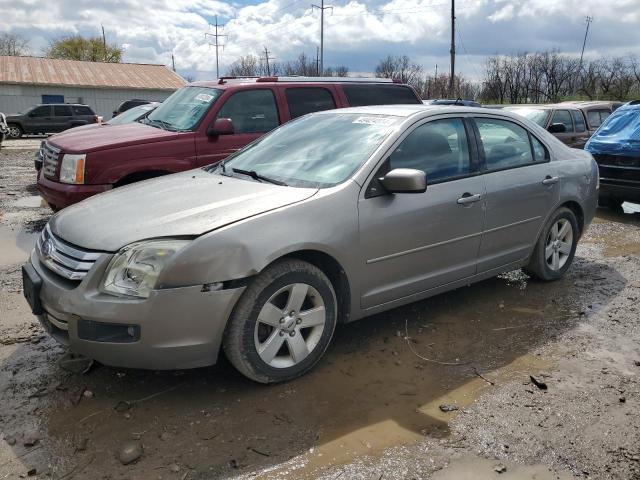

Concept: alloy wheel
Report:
left=254, top=283, right=326, bottom=369
left=545, top=218, right=573, bottom=271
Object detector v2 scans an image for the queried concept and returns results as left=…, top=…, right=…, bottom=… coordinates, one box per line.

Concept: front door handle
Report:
left=542, top=175, right=559, bottom=185
left=457, top=193, right=483, bottom=205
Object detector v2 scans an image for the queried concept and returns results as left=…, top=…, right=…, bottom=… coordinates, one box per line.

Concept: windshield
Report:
left=504, top=107, right=550, bottom=127
left=109, top=104, right=155, bottom=125
left=216, top=113, right=401, bottom=188
left=146, top=86, right=221, bottom=131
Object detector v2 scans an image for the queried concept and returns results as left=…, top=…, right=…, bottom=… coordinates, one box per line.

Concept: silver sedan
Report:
left=23, top=105, right=599, bottom=383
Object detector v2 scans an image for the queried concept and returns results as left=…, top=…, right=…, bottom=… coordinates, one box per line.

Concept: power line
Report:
left=204, top=15, right=227, bottom=79
left=311, top=0, right=332, bottom=75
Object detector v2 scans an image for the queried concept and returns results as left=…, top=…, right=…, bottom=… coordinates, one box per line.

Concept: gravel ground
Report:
left=0, top=145, right=639, bottom=479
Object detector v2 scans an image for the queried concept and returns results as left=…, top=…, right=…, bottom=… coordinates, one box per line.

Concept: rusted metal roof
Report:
left=0, top=56, right=185, bottom=90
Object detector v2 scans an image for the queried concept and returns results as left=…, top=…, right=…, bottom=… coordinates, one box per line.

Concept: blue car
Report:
left=585, top=100, right=640, bottom=207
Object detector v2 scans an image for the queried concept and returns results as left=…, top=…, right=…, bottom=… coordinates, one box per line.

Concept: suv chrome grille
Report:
left=42, top=142, right=60, bottom=179
left=37, top=225, right=102, bottom=281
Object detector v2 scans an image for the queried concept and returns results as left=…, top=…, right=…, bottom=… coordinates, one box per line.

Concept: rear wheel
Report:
left=7, top=124, right=22, bottom=139
left=524, top=207, right=578, bottom=281
left=223, top=259, right=337, bottom=383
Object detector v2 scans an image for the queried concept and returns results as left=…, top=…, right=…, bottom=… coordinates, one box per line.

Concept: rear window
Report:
left=285, top=88, right=336, bottom=119
left=72, top=105, right=94, bottom=115
left=343, top=84, right=420, bottom=107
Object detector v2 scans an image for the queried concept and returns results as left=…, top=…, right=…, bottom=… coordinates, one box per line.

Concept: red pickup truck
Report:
left=37, top=77, right=422, bottom=210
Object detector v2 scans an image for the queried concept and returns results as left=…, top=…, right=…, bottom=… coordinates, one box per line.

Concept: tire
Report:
left=7, top=124, right=22, bottom=139
left=223, top=259, right=337, bottom=384
left=524, top=207, right=579, bottom=282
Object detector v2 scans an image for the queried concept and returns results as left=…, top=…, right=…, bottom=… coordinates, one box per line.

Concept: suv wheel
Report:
left=7, top=124, right=22, bottom=139
left=223, top=259, right=337, bottom=383
left=524, top=207, right=579, bottom=281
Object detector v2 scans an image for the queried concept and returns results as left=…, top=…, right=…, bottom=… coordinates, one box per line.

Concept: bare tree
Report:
left=0, top=33, right=29, bottom=56
left=375, top=55, right=424, bottom=91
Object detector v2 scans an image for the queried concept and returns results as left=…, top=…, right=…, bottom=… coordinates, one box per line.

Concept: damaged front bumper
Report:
left=25, top=249, right=245, bottom=370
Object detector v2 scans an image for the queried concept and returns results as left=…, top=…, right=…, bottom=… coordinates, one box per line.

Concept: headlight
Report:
left=100, top=240, right=190, bottom=298
left=59, top=153, right=86, bottom=184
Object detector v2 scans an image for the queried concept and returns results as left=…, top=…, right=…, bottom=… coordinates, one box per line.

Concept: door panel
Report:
left=358, top=177, right=486, bottom=309
left=357, top=117, right=484, bottom=309
left=26, top=106, right=52, bottom=133
left=473, top=117, right=560, bottom=272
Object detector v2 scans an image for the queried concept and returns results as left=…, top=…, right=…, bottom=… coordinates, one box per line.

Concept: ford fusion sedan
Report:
left=22, top=105, right=598, bottom=383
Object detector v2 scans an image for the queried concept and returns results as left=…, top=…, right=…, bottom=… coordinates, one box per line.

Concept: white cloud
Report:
left=0, top=0, right=639, bottom=81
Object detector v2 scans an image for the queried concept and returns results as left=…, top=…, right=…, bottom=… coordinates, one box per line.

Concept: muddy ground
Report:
left=1, top=142, right=639, bottom=480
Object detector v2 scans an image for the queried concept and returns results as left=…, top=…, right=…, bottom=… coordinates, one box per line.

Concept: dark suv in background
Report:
left=5, top=104, right=98, bottom=138
left=112, top=99, right=151, bottom=118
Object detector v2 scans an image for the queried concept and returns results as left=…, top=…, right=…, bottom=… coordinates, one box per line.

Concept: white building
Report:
left=0, top=56, right=185, bottom=118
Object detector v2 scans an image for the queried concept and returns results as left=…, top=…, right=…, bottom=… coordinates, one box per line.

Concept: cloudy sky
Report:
left=1, top=0, right=639, bottom=81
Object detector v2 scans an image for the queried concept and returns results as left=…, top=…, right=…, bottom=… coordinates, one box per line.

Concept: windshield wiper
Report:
left=231, top=168, right=288, bottom=186
left=144, top=118, right=176, bottom=131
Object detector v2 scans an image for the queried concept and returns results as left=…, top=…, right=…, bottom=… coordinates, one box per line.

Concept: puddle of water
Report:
left=0, top=225, right=38, bottom=268
left=11, top=195, right=45, bottom=209
left=431, top=456, right=575, bottom=480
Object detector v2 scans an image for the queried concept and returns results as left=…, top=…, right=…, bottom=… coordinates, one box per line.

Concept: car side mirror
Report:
left=379, top=168, right=427, bottom=194
left=208, top=118, right=235, bottom=137
left=548, top=123, right=566, bottom=133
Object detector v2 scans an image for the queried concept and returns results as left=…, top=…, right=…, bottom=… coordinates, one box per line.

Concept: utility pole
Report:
left=316, top=46, right=320, bottom=76
left=579, top=15, right=593, bottom=68
left=101, top=24, right=107, bottom=61
left=448, top=0, right=455, bottom=97
left=263, top=46, right=275, bottom=76
left=171, top=54, right=176, bottom=72
left=205, top=15, right=227, bottom=79
left=312, top=0, right=332, bottom=75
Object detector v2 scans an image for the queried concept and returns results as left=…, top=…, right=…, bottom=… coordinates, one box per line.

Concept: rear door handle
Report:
left=457, top=193, right=483, bottom=205
left=542, top=176, right=559, bottom=185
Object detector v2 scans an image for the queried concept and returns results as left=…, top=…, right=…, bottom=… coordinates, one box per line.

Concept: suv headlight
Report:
left=59, top=153, right=86, bottom=184
left=100, top=240, right=190, bottom=298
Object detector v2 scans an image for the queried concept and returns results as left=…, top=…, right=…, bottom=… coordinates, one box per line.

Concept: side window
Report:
left=30, top=106, right=51, bottom=117
left=54, top=105, right=73, bottom=116
left=551, top=110, right=573, bottom=132
left=71, top=106, right=94, bottom=115
left=343, top=84, right=419, bottom=107
left=598, top=110, right=611, bottom=125
left=285, top=88, right=336, bottom=119
left=571, top=110, right=586, bottom=132
left=388, top=118, right=471, bottom=183
left=475, top=118, right=534, bottom=170
left=531, top=135, right=549, bottom=163
left=216, top=89, right=279, bottom=134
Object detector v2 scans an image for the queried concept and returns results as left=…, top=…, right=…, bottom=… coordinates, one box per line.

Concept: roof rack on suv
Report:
left=217, top=76, right=399, bottom=85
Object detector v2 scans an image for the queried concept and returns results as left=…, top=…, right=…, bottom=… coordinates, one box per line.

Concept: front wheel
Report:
left=7, top=124, right=22, bottom=139
left=223, top=259, right=337, bottom=384
left=524, top=207, right=578, bottom=281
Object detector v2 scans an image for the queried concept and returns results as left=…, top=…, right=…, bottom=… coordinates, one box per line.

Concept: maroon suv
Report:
left=37, top=77, right=422, bottom=210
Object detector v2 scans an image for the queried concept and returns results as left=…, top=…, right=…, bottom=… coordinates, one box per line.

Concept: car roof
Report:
left=189, top=77, right=410, bottom=90
left=314, top=104, right=509, bottom=118
left=503, top=104, right=581, bottom=111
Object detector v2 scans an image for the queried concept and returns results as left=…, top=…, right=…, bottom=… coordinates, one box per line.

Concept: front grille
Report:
left=37, top=225, right=102, bottom=281
left=42, top=142, right=60, bottom=179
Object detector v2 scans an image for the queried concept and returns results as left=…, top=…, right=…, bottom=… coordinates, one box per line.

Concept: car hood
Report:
left=47, top=122, right=180, bottom=153
left=51, top=170, right=318, bottom=251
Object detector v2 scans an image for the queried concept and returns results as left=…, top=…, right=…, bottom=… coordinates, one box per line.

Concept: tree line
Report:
left=226, top=52, right=349, bottom=77
left=480, top=51, right=640, bottom=104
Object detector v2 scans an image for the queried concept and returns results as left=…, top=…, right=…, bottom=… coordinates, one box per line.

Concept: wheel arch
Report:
left=560, top=200, right=585, bottom=237
left=268, top=249, right=352, bottom=324
left=114, top=169, right=172, bottom=187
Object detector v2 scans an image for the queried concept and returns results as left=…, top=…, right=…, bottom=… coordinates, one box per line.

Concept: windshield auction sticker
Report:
left=352, top=116, right=398, bottom=126
left=195, top=93, right=214, bottom=103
